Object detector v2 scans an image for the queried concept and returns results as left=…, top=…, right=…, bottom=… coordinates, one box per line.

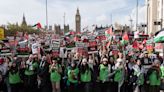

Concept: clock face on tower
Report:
left=76, top=16, right=80, bottom=21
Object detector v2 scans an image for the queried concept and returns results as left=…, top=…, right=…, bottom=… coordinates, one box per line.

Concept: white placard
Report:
left=32, top=43, right=40, bottom=54
left=76, top=42, right=85, bottom=48
left=51, top=39, right=60, bottom=49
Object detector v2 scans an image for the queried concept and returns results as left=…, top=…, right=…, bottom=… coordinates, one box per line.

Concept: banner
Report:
left=0, top=28, right=4, bottom=40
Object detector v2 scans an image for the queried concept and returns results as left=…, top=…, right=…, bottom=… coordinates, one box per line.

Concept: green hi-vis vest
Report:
left=160, top=66, right=164, bottom=79
left=67, top=68, right=79, bottom=83
left=80, top=70, right=91, bottom=82
left=50, top=65, right=61, bottom=82
left=149, top=70, right=161, bottom=86
left=99, top=64, right=109, bottom=81
left=137, top=74, right=144, bottom=85
left=25, top=62, right=38, bottom=76
left=114, top=69, right=122, bottom=82
left=9, top=72, right=21, bottom=84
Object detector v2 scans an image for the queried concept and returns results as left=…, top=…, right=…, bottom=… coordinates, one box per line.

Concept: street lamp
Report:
left=161, top=0, right=163, bottom=29
left=136, top=0, right=139, bottom=31
left=46, top=0, right=48, bottom=31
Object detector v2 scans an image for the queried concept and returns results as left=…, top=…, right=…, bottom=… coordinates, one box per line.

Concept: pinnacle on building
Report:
left=21, top=14, right=27, bottom=26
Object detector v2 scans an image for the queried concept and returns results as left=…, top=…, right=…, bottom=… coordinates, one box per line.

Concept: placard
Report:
left=52, top=48, right=60, bottom=57
left=51, top=39, right=60, bottom=49
left=110, top=45, right=119, bottom=55
left=32, top=43, right=40, bottom=54
left=88, top=40, right=97, bottom=53
left=155, top=43, right=163, bottom=53
left=0, top=48, right=12, bottom=56
left=0, top=28, right=4, bottom=40
left=76, top=42, right=85, bottom=48
left=146, top=44, right=153, bottom=53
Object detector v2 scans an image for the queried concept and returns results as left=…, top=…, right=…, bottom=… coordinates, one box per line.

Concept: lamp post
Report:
left=136, top=0, right=139, bottom=31
left=161, top=0, right=163, bottom=30
left=46, top=0, right=48, bottom=31
left=147, top=0, right=149, bottom=34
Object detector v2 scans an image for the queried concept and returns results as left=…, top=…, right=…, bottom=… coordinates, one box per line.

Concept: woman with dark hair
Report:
left=79, top=58, right=93, bottom=92
left=67, top=61, right=79, bottom=92
left=7, top=61, right=22, bottom=92
left=49, top=59, right=62, bottom=92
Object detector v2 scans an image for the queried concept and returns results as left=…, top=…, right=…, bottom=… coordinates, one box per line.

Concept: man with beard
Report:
left=141, top=52, right=152, bottom=91
left=79, top=58, right=93, bottom=92
left=38, top=56, right=51, bottom=92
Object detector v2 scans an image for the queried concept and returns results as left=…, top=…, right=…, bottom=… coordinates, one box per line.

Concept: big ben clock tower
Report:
left=75, top=8, right=81, bottom=32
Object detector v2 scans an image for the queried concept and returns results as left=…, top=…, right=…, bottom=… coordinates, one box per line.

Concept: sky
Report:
left=0, top=0, right=146, bottom=30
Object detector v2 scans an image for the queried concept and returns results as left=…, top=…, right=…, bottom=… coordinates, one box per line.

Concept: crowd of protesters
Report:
left=0, top=44, right=164, bottom=92
left=0, top=31, right=163, bottom=92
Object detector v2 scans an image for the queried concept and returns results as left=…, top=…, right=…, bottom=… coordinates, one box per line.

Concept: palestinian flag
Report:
left=105, top=27, right=113, bottom=37
left=121, top=32, right=129, bottom=45
left=32, top=22, right=42, bottom=29
left=154, top=29, right=164, bottom=43
left=123, top=32, right=129, bottom=41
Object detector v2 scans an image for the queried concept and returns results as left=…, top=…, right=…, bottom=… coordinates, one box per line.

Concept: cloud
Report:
left=0, top=0, right=145, bottom=30
left=96, top=14, right=108, bottom=25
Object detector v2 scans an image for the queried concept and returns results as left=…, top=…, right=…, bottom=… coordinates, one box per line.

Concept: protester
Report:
left=0, top=30, right=164, bottom=92
left=0, top=72, right=7, bottom=92
left=24, top=55, right=39, bottom=92
left=132, top=59, right=144, bottom=92
left=49, top=59, right=62, bottom=92
left=99, top=58, right=111, bottom=92
left=67, top=61, right=79, bottom=92
left=7, top=61, right=22, bottom=92
left=147, top=59, right=161, bottom=92
left=113, top=58, right=124, bottom=92
left=38, top=56, right=51, bottom=92
left=79, top=58, right=92, bottom=92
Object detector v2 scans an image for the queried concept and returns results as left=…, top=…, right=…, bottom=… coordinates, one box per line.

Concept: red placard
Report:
left=96, top=35, right=106, bottom=41
left=112, top=50, right=119, bottom=55
left=52, top=51, right=60, bottom=57
left=88, top=41, right=97, bottom=47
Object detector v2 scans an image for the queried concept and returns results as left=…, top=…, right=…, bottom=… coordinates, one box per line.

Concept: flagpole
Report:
left=64, top=12, right=66, bottom=26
